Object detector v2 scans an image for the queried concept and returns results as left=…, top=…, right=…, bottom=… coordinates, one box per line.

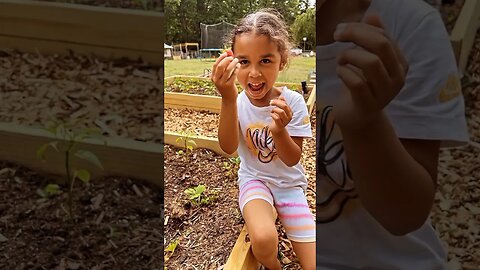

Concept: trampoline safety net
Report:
left=200, top=21, right=235, bottom=49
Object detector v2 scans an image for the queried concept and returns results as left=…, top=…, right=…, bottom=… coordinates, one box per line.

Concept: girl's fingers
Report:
left=337, top=49, right=393, bottom=100
left=211, top=53, right=227, bottom=79
left=364, top=14, right=408, bottom=87
left=270, top=112, right=283, bottom=127
left=363, top=15, right=408, bottom=70
left=336, top=64, right=376, bottom=110
left=334, top=16, right=405, bottom=89
left=226, top=63, right=241, bottom=84
left=270, top=99, right=292, bottom=120
left=270, top=107, right=291, bottom=124
left=221, top=58, right=239, bottom=81
left=212, top=53, right=234, bottom=82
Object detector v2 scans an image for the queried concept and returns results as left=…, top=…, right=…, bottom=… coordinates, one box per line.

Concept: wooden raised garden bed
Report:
left=0, top=0, right=164, bottom=65
left=0, top=0, right=164, bottom=185
left=449, top=0, right=480, bottom=73
left=164, top=75, right=316, bottom=115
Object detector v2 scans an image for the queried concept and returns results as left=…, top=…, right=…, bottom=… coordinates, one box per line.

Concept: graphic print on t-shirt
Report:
left=317, top=104, right=358, bottom=223
left=245, top=122, right=277, bottom=163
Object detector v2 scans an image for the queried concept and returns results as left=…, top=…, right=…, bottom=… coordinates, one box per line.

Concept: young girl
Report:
left=211, top=9, right=315, bottom=270
left=316, top=0, right=468, bottom=268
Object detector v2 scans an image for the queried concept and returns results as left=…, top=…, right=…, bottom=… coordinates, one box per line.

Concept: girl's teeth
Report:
left=250, top=83, right=263, bottom=90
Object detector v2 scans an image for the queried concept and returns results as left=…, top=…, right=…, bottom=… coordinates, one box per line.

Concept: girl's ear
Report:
left=279, top=60, right=286, bottom=71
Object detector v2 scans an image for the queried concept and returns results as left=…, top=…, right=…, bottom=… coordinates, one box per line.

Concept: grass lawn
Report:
left=164, top=56, right=315, bottom=84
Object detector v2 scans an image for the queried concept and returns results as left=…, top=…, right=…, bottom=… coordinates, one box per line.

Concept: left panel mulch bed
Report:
left=0, top=161, right=163, bottom=269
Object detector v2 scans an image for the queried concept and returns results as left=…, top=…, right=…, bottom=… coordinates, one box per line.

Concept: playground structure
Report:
left=0, top=0, right=164, bottom=187
left=173, top=42, right=200, bottom=60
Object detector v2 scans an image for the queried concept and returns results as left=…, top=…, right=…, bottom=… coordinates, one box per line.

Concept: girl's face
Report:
left=234, top=33, right=284, bottom=107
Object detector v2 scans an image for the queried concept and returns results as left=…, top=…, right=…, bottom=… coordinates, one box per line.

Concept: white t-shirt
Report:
left=316, top=0, right=469, bottom=269
left=236, top=87, right=312, bottom=189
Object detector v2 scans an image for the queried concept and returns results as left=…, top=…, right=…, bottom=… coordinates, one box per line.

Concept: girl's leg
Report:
left=243, top=199, right=281, bottom=270
left=239, top=180, right=280, bottom=270
left=291, top=241, right=315, bottom=270
left=270, top=185, right=316, bottom=270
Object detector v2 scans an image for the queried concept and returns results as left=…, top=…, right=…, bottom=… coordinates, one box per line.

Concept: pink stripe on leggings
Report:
left=239, top=185, right=270, bottom=199
left=275, top=202, right=309, bottom=208
left=278, top=213, right=314, bottom=219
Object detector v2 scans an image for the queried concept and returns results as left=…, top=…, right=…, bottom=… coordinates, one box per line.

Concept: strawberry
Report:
left=226, top=49, right=234, bottom=57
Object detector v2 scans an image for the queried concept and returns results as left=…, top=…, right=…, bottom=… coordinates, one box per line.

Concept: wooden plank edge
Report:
left=307, top=84, right=316, bottom=116
left=164, top=92, right=221, bottom=113
left=450, top=0, right=480, bottom=72
left=164, top=130, right=237, bottom=158
left=224, top=225, right=260, bottom=270
left=0, top=0, right=163, bottom=16
left=0, top=122, right=163, bottom=187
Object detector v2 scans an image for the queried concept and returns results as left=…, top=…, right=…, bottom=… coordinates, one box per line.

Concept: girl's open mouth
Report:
left=248, top=82, right=265, bottom=96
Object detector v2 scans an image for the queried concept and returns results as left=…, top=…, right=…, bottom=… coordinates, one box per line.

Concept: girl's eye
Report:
left=261, top=59, right=271, bottom=64
left=239, top=60, right=249, bottom=65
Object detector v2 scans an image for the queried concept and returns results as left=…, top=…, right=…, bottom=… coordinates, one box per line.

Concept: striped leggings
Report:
left=239, top=179, right=315, bottom=243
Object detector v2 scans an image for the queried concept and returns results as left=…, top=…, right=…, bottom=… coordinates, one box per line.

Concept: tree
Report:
left=165, top=0, right=308, bottom=46
left=290, top=7, right=315, bottom=51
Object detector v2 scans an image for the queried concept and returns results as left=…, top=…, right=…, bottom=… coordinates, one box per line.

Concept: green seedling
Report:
left=223, top=157, right=241, bottom=178
left=184, top=184, right=217, bottom=205
left=36, top=183, right=61, bottom=198
left=175, top=130, right=197, bottom=162
left=36, top=119, right=105, bottom=222
left=164, top=239, right=179, bottom=262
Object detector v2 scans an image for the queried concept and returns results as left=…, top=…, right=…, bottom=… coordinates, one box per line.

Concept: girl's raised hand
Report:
left=333, top=14, right=409, bottom=131
left=211, top=50, right=241, bottom=102
left=269, top=96, right=293, bottom=134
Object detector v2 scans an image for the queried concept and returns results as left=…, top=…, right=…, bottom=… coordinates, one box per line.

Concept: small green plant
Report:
left=36, top=119, right=105, bottom=222
left=164, top=239, right=179, bottom=263
left=184, top=184, right=217, bottom=205
left=36, top=183, right=61, bottom=198
left=223, top=157, right=241, bottom=178
left=175, top=130, right=197, bottom=162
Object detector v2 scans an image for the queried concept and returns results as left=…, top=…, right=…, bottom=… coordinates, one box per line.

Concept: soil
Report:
left=164, top=108, right=316, bottom=269
left=0, top=161, right=163, bottom=269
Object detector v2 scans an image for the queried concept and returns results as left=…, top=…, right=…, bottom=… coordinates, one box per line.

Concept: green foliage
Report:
left=164, top=239, right=180, bottom=263
left=184, top=184, right=216, bottom=205
left=290, top=7, right=316, bottom=51
left=175, top=130, right=197, bottom=162
left=223, top=157, right=241, bottom=178
left=36, top=120, right=105, bottom=222
left=37, top=183, right=61, bottom=198
left=165, top=78, right=242, bottom=96
left=165, top=0, right=313, bottom=45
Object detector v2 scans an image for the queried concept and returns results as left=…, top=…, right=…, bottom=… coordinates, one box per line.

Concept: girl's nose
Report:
left=249, top=67, right=262, bottom=78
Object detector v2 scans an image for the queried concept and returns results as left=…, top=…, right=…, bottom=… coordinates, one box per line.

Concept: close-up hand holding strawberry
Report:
left=211, top=49, right=240, bottom=102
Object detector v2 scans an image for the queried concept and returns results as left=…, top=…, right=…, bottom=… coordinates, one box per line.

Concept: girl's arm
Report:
left=269, top=96, right=303, bottom=167
left=340, top=113, right=438, bottom=236
left=218, top=99, right=239, bottom=154
left=211, top=52, right=241, bottom=154
left=333, top=15, right=437, bottom=235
